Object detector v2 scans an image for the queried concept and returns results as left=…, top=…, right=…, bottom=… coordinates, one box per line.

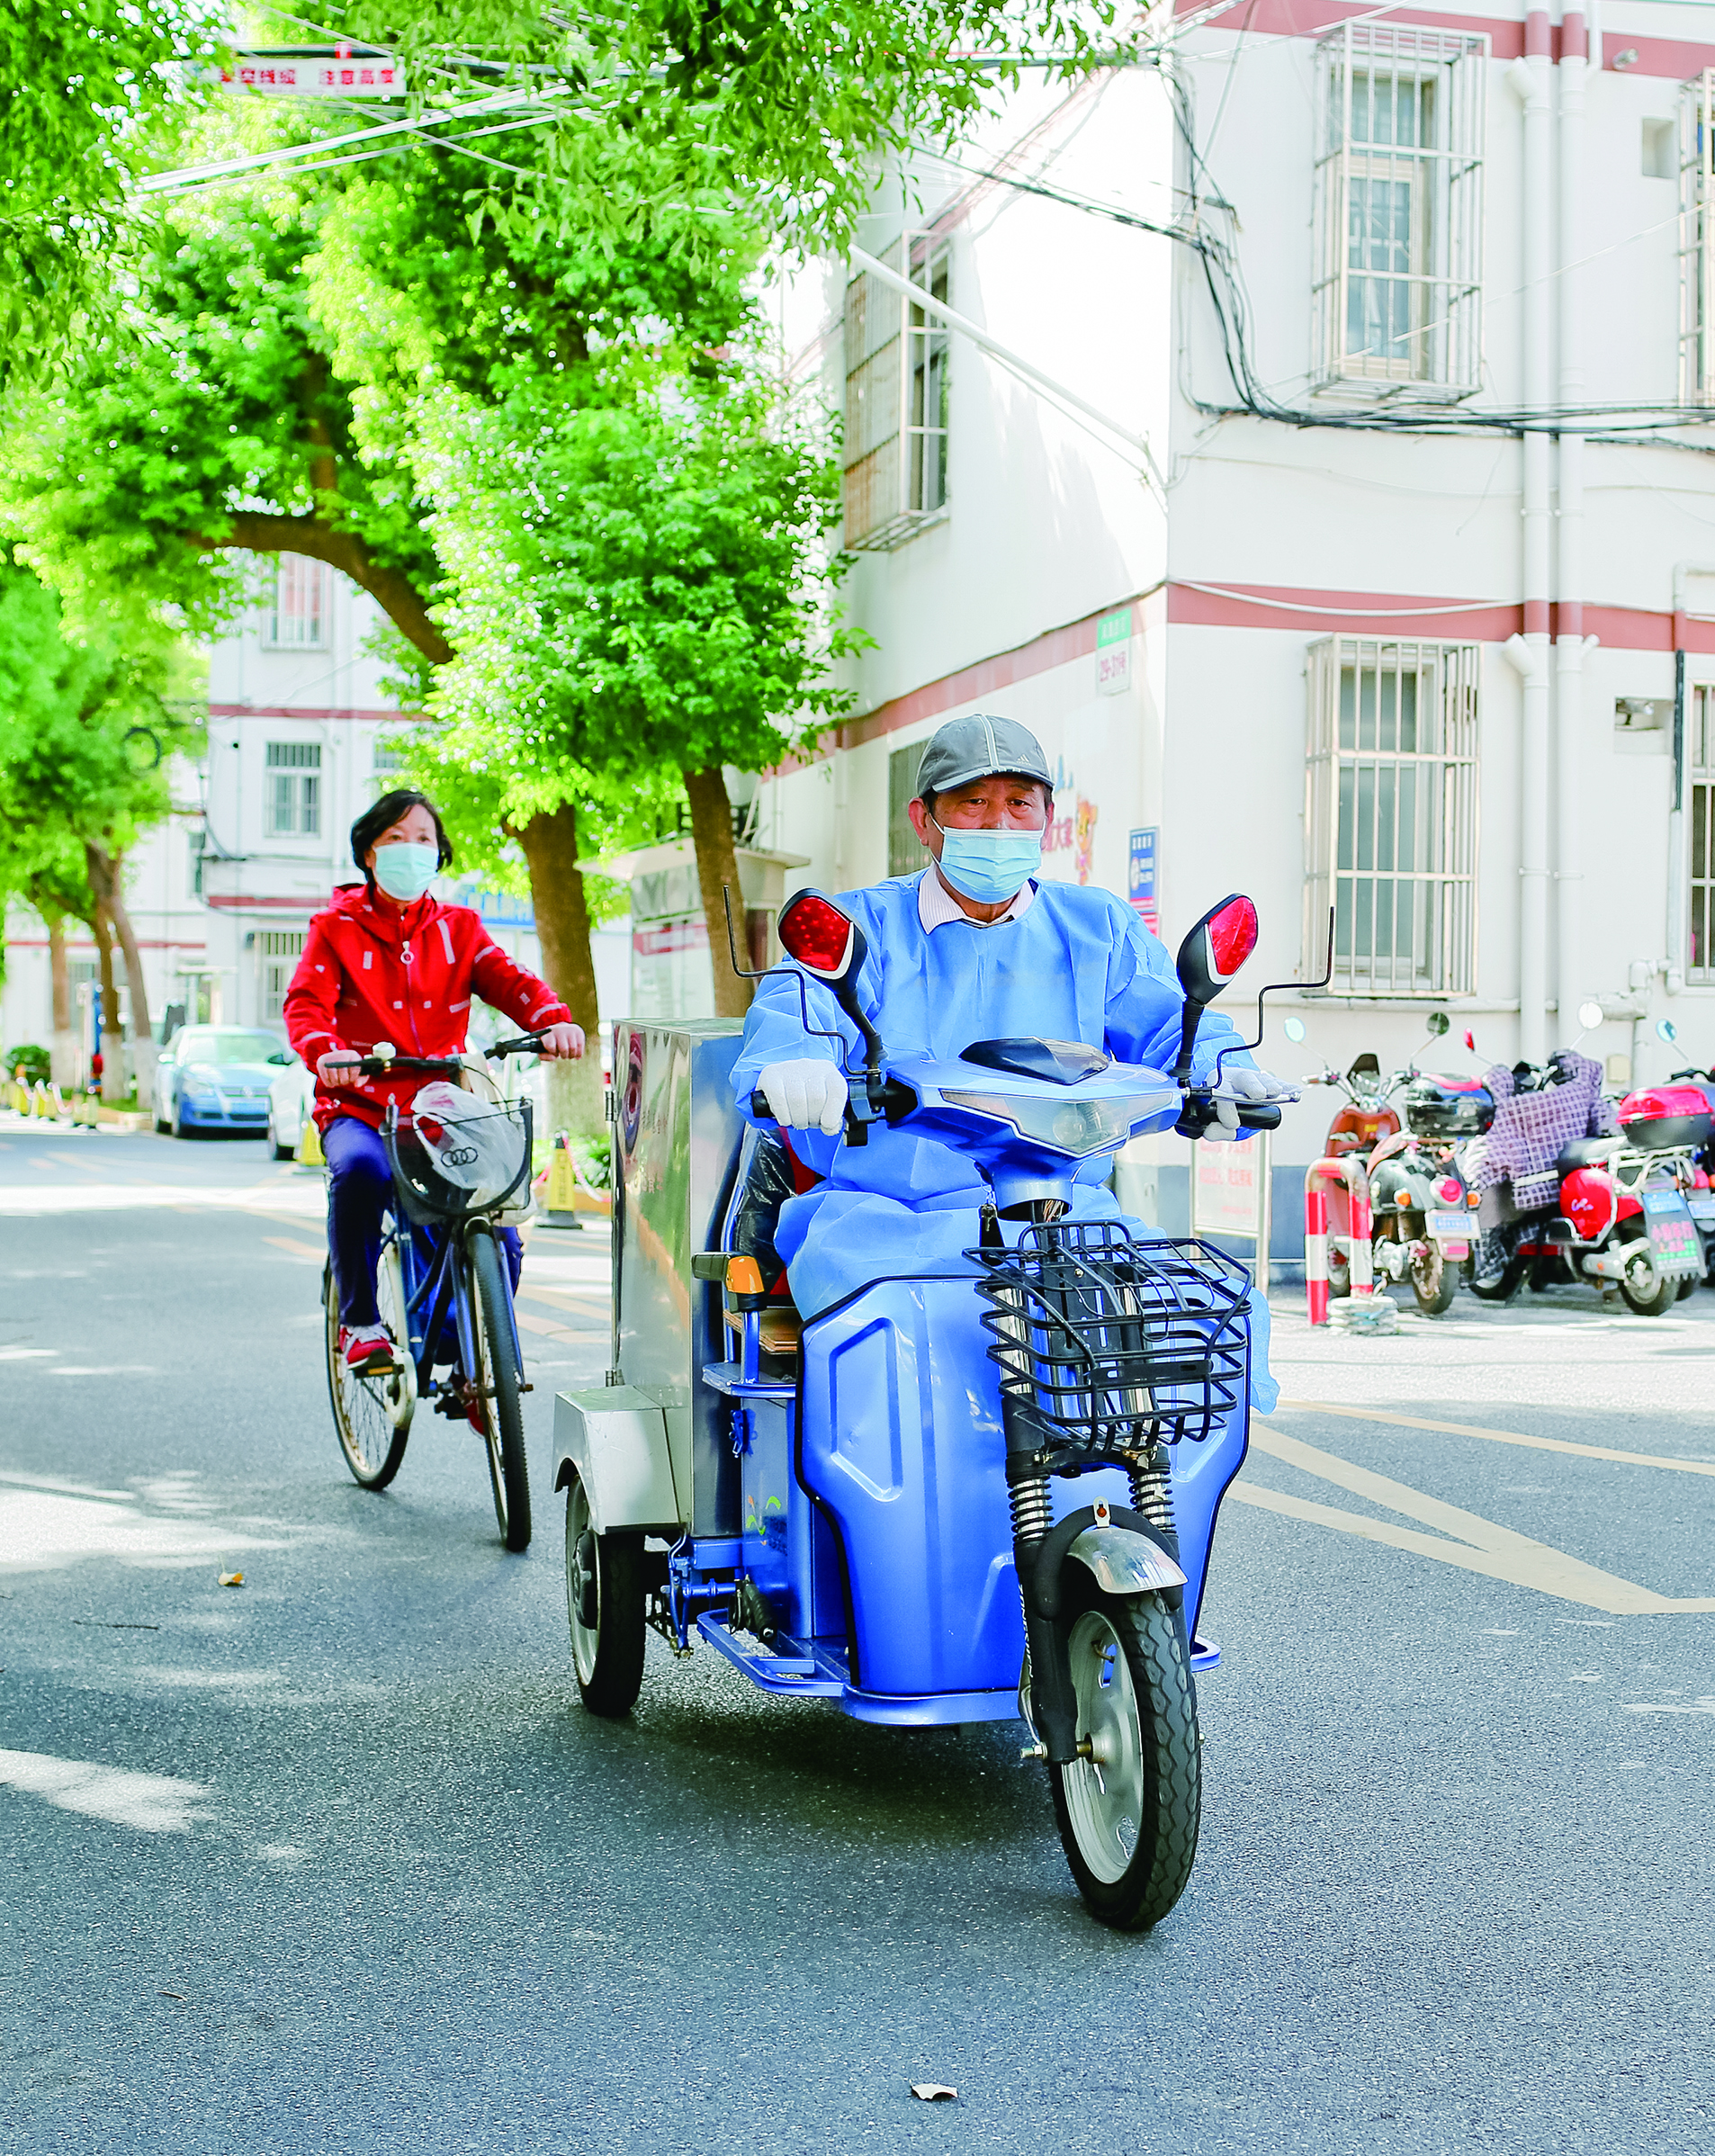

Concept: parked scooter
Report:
left=1667, top=1067, right=1715, bottom=1277
left=1464, top=1055, right=1708, bottom=1314
left=1306, top=1017, right=1483, bottom=1316
left=553, top=890, right=1287, bottom=1932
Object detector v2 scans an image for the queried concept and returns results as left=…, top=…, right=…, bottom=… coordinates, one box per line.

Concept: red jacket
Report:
left=284, top=884, right=572, bottom=1133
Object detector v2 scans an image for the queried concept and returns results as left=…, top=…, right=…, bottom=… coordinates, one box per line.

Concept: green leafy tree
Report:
left=0, top=552, right=202, bottom=1091
left=417, top=364, right=860, bottom=1017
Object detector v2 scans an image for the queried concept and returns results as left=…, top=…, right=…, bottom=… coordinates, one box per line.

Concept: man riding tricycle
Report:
left=552, top=717, right=1291, bottom=1930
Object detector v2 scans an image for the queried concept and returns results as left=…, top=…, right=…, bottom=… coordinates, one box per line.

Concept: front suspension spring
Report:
left=1010, top=1475, right=1053, bottom=1546
left=1127, top=1446, right=1178, bottom=1538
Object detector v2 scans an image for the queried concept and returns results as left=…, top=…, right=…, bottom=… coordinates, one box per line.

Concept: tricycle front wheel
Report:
left=1048, top=1579, right=1200, bottom=1932
left=564, top=1473, right=645, bottom=1717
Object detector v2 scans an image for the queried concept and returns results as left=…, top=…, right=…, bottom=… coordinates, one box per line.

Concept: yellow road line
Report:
left=1273, top=1398, right=1715, bottom=1479
left=1240, top=1426, right=1715, bottom=1614
left=264, top=1235, right=324, bottom=1262
left=516, top=1285, right=610, bottom=1321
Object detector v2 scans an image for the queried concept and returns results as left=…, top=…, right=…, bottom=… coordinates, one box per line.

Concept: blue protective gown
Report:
left=731, top=871, right=1278, bottom=1411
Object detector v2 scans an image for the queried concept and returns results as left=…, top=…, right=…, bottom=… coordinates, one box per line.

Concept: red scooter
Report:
left=1466, top=1063, right=1709, bottom=1315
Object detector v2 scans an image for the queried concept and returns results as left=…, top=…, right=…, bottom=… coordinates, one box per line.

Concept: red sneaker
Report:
left=341, top=1325, right=397, bottom=1372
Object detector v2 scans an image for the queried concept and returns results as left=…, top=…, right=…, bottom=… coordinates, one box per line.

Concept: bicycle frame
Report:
left=386, top=1211, right=524, bottom=1399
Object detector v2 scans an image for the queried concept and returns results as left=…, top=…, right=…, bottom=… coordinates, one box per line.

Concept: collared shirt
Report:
left=916, top=865, right=1037, bottom=932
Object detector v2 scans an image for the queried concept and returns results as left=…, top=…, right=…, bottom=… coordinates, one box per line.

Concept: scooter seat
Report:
left=1558, top=1136, right=1616, bottom=1172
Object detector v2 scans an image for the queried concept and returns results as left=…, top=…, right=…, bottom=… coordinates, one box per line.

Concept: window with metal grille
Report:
left=1305, top=639, right=1479, bottom=995
left=843, top=238, right=950, bottom=550
left=1313, top=24, right=1486, bottom=392
left=259, top=930, right=306, bottom=1025
left=1681, top=73, right=1715, bottom=402
left=373, top=737, right=405, bottom=774
left=265, top=554, right=328, bottom=648
left=888, top=741, right=928, bottom=876
left=1686, top=685, right=1715, bottom=976
left=265, top=741, right=321, bottom=837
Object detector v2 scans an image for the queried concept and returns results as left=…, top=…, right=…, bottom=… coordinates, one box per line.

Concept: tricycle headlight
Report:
left=941, top=1090, right=1155, bottom=1155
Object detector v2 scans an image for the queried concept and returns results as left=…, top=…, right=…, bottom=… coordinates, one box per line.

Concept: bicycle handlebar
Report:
left=332, top=1032, right=555, bottom=1081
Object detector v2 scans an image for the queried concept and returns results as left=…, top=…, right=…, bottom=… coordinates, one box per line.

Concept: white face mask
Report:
left=372, top=840, right=439, bottom=902
left=929, top=815, right=1045, bottom=904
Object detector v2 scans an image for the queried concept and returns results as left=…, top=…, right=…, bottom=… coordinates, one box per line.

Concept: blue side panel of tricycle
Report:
left=798, top=1280, right=1022, bottom=1698
left=796, top=1272, right=1251, bottom=1698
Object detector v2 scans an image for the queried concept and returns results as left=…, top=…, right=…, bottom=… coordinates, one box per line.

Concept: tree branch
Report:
left=185, top=513, right=453, bottom=667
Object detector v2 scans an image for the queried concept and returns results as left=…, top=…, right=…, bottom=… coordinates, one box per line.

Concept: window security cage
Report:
left=265, top=553, right=328, bottom=649
left=887, top=741, right=928, bottom=876
left=842, top=237, right=951, bottom=549
left=1681, top=72, right=1715, bottom=404
left=1312, top=23, right=1487, bottom=395
left=265, top=740, right=322, bottom=839
left=1304, top=638, right=1480, bottom=997
left=258, top=930, right=307, bottom=1026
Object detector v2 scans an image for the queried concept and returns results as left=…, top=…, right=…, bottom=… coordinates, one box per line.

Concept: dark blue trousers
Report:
left=323, top=1115, right=521, bottom=1329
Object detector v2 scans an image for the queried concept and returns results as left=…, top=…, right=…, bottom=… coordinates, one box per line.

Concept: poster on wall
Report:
left=1127, top=826, right=1159, bottom=937
left=1190, top=1135, right=1271, bottom=1289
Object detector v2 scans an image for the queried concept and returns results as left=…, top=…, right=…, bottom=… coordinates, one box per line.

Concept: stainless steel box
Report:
left=609, top=1020, right=746, bottom=1535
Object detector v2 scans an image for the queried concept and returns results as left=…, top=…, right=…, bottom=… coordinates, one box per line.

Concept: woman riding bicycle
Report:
left=284, top=789, right=584, bottom=1372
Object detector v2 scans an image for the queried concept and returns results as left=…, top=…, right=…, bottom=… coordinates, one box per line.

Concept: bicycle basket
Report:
left=384, top=1085, right=534, bottom=1226
left=969, top=1222, right=1250, bottom=1459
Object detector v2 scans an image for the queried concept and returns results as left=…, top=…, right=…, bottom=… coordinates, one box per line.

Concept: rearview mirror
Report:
left=777, top=889, right=868, bottom=988
left=1171, top=894, right=1259, bottom=1082
left=1174, top=894, right=1258, bottom=1008
left=1282, top=1016, right=1306, bottom=1044
left=1426, top=1011, right=1450, bottom=1038
left=1657, top=1018, right=1679, bottom=1045
left=1577, top=1000, right=1603, bottom=1031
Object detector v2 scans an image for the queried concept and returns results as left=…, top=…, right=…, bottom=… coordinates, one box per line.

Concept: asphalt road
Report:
left=2, top=1115, right=1711, bottom=2154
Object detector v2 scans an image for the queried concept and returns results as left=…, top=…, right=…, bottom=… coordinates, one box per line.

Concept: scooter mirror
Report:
left=1657, top=1018, right=1679, bottom=1044
left=1577, top=1000, right=1603, bottom=1030
left=1426, top=1010, right=1450, bottom=1038
left=777, top=889, right=868, bottom=987
left=1282, top=1016, right=1306, bottom=1044
left=1174, top=894, right=1258, bottom=1008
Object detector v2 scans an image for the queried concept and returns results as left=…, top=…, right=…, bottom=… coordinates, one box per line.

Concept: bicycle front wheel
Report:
left=325, top=1242, right=414, bottom=1490
left=468, top=1227, right=531, bottom=1551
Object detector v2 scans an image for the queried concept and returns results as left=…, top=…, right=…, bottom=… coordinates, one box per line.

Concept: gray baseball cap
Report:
left=914, top=713, right=1054, bottom=802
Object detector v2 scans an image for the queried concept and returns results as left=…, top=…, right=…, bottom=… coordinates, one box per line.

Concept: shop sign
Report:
left=1095, top=607, right=1132, bottom=696
left=1127, top=826, right=1158, bottom=935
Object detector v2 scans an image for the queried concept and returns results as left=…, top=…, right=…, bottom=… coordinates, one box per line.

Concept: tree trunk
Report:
left=86, top=844, right=154, bottom=1106
left=516, top=803, right=606, bottom=1140
left=684, top=766, right=750, bottom=1020
left=45, top=911, right=75, bottom=1089
left=89, top=903, right=124, bottom=1103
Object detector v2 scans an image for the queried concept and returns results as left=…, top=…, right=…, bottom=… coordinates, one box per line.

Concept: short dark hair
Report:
left=350, top=789, right=454, bottom=883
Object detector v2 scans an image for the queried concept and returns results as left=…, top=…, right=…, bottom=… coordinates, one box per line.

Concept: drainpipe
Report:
left=1509, top=21, right=1554, bottom=1064
left=1556, top=4, right=1589, bottom=1049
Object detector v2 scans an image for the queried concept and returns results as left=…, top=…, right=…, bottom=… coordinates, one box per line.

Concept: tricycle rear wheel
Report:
left=1047, top=1577, right=1200, bottom=1933
left=564, top=1473, right=645, bottom=1717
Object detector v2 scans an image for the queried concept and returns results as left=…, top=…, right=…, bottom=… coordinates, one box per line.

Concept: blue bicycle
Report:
left=322, top=1037, right=542, bottom=1550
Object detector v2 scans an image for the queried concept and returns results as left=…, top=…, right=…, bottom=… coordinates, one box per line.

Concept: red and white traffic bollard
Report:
left=1305, top=1184, right=1331, bottom=1325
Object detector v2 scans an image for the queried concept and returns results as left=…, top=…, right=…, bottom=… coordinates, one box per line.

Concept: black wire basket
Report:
left=968, top=1222, right=1250, bottom=1459
left=382, top=1095, right=534, bottom=1226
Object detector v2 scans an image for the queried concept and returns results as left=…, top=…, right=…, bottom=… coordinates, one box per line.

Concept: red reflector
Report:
left=1206, top=895, right=1258, bottom=977
left=778, top=894, right=855, bottom=976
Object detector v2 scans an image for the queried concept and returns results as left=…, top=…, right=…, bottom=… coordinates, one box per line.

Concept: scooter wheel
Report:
left=1046, top=1575, right=1200, bottom=1933
left=564, top=1472, right=646, bottom=1716
left=1616, top=1230, right=1679, bottom=1318
left=1408, top=1244, right=1458, bottom=1317
left=1468, top=1259, right=1528, bottom=1305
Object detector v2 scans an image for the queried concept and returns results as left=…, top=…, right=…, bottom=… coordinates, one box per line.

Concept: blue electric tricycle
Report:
left=552, top=891, right=1280, bottom=1930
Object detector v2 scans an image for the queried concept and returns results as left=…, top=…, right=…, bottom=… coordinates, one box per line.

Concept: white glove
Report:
left=1208, top=1065, right=1297, bottom=1135
left=758, top=1058, right=849, bottom=1136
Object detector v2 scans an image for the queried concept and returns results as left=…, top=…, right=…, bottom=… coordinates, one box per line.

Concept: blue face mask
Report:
left=931, top=817, right=1044, bottom=905
left=372, top=840, right=440, bottom=903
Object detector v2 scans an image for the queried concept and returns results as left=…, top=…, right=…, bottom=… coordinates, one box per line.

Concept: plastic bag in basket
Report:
left=409, top=1081, right=522, bottom=1207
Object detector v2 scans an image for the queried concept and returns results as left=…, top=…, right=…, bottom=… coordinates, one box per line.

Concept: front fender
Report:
left=1065, top=1524, right=1188, bottom=1599
left=552, top=1386, right=683, bottom=1535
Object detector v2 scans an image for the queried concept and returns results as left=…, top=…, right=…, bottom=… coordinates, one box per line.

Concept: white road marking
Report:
left=1274, top=1399, right=1715, bottom=1479
left=0, top=1748, right=210, bottom=1833
left=1623, top=1698, right=1715, bottom=1715
left=1237, top=1427, right=1715, bottom=1614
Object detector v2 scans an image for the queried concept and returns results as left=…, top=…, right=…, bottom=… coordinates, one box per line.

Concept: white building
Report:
left=741, top=0, right=1715, bottom=1248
